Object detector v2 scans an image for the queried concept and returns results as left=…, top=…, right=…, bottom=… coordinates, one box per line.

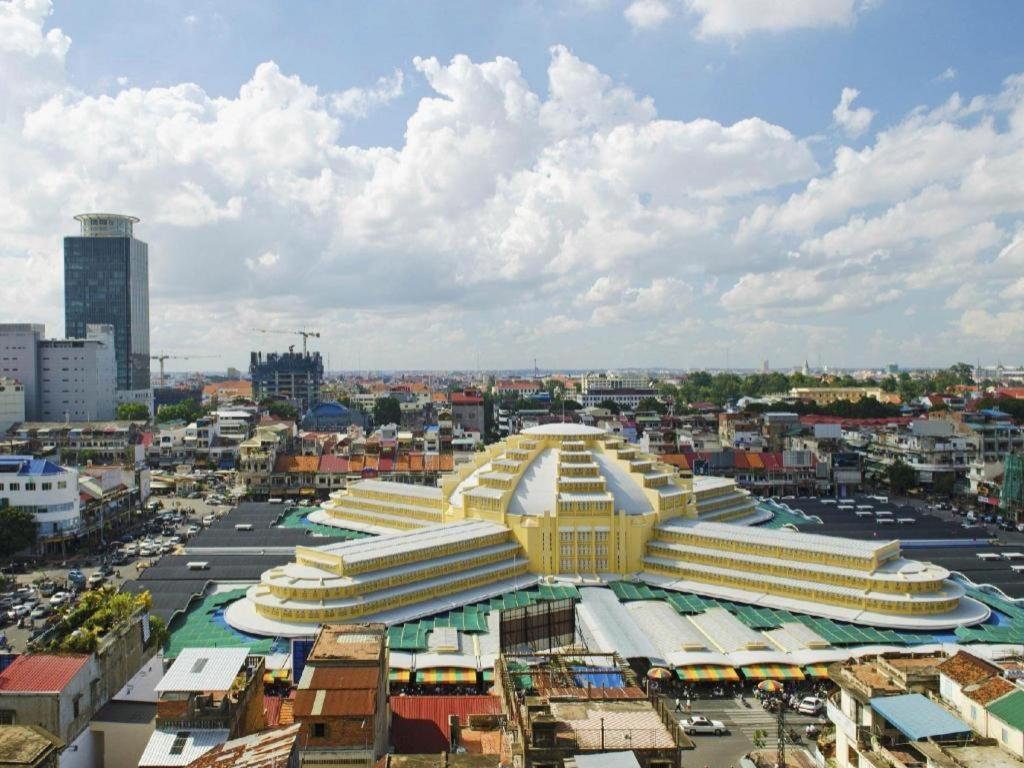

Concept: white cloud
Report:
left=624, top=0, right=673, bottom=31
left=685, top=0, right=866, bottom=38
left=832, top=86, right=875, bottom=138
left=936, top=66, right=957, bottom=82
left=331, top=69, right=404, bottom=117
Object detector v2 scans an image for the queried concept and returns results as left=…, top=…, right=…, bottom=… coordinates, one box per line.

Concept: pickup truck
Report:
left=680, top=716, right=727, bottom=735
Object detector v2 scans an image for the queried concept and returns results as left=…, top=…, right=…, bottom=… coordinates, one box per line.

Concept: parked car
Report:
left=8, top=604, right=32, bottom=618
left=29, top=605, right=51, bottom=620
left=201, top=515, right=215, bottom=527
left=680, top=716, right=727, bottom=735
left=186, top=525, right=200, bottom=536
left=67, top=569, right=87, bottom=588
left=37, top=581, right=58, bottom=597
left=798, top=696, right=824, bottom=715
left=49, top=592, right=71, bottom=606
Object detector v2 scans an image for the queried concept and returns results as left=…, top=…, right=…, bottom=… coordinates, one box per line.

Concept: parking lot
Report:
left=0, top=492, right=232, bottom=653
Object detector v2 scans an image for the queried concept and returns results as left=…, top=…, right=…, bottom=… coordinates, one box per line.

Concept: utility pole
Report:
left=776, top=700, right=787, bottom=768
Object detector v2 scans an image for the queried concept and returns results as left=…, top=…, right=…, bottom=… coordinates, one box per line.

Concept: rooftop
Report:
left=869, top=693, right=971, bottom=741
left=182, top=724, right=299, bottom=768
left=155, top=648, right=251, bottom=693
left=0, top=725, right=64, bottom=766
left=0, top=654, right=89, bottom=693
left=139, top=728, right=229, bottom=768
left=987, top=690, right=1024, bottom=731
left=938, top=651, right=1003, bottom=687
left=308, top=624, right=385, bottom=664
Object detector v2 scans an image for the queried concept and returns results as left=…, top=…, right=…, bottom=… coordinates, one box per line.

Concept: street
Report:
left=664, top=696, right=824, bottom=768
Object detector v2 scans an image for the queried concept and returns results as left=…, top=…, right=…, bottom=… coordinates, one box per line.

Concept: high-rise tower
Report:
left=64, top=214, right=150, bottom=394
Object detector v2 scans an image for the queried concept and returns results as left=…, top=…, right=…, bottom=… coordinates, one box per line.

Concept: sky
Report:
left=2, top=0, right=1024, bottom=373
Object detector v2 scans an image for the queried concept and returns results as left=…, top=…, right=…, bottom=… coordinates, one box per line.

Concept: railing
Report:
left=531, top=727, right=675, bottom=751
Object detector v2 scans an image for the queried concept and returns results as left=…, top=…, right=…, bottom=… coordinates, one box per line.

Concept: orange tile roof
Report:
left=274, top=455, right=320, bottom=473
left=202, top=380, right=253, bottom=397
left=937, top=651, right=1001, bottom=687
left=965, top=676, right=1017, bottom=706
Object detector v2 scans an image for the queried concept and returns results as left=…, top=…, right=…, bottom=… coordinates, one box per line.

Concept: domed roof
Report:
left=520, top=423, right=605, bottom=437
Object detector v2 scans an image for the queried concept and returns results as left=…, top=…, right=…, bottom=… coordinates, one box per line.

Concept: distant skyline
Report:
left=2, top=1, right=1024, bottom=371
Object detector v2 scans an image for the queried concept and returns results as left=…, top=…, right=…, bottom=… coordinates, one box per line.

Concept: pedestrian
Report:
left=674, top=697, right=681, bottom=711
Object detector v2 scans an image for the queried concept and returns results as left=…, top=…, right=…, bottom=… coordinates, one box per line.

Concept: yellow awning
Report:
left=804, top=664, right=830, bottom=678
left=416, top=668, right=477, bottom=684
left=389, top=669, right=410, bottom=682
left=676, top=666, right=739, bottom=682
left=741, top=664, right=805, bottom=681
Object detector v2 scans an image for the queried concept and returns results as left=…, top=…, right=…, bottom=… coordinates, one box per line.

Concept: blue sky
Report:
left=2, top=0, right=1023, bottom=371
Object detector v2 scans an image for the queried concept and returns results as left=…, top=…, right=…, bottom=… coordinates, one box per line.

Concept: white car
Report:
left=49, top=592, right=71, bottom=606
left=680, top=716, right=727, bottom=735
left=798, top=696, right=824, bottom=715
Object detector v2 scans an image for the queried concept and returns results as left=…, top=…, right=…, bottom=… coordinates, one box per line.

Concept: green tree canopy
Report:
left=636, top=397, right=667, bottom=415
left=116, top=402, right=150, bottom=421
left=373, top=396, right=403, bottom=426
left=0, top=507, right=36, bottom=558
left=887, top=460, right=916, bottom=495
left=266, top=402, right=299, bottom=422
left=156, top=400, right=204, bottom=424
left=596, top=399, right=621, bottom=415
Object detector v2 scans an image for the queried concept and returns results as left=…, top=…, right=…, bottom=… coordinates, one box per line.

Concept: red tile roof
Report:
left=937, top=651, right=1001, bottom=687
left=0, top=654, right=90, bottom=692
left=965, top=676, right=1017, bottom=706
left=390, top=696, right=503, bottom=754
left=318, top=455, right=349, bottom=474
left=294, top=689, right=376, bottom=717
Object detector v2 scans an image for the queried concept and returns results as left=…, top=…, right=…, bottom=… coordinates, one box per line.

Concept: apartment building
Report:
left=864, top=419, right=972, bottom=486
left=0, top=455, right=80, bottom=548
left=0, top=379, right=25, bottom=433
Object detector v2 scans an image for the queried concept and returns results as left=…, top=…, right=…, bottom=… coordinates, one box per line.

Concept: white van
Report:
left=201, top=514, right=216, bottom=527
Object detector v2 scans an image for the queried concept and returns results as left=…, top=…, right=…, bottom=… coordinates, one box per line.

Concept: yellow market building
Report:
left=225, top=424, right=988, bottom=637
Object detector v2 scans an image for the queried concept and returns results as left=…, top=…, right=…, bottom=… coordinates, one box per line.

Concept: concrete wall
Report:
left=89, top=717, right=155, bottom=768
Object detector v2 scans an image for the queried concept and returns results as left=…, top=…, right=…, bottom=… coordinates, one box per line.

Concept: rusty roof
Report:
left=0, top=725, right=64, bottom=764
left=183, top=724, right=299, bottom=768
left=937, top=651, right=1001, bottom=687
left=301, top=667, right=379, bottom=691
left=294, top=689, right=376, bottom=718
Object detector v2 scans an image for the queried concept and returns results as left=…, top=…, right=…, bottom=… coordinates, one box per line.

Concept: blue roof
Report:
left=312, top=401, right=349, bottom=415
left=0, top=456, right=64, bottom=476
left=869, top=694, right=970, bottom=742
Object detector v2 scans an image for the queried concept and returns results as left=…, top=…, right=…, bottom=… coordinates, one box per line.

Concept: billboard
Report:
left=499, top=598, right=576, bottom=652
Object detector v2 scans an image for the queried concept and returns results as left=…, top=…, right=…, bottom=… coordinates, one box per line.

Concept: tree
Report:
left=0, top=507, right=36, bottom=558
left=373, top=396, right=402, bottom=427
left=887, top=460, right=916, bottom=495
left=266, top=402, right=299, bottom=422
left=636, top=397, right=667, bottom=415
left=156, top=400, right=204, bottom=424
left=116, top=402, right=150, bottom=421
left=933, top=472, right=955, bottom=497
left=596, top=399, right=621, bottom=415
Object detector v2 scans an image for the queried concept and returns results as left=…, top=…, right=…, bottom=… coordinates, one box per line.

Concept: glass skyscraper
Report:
left=64, top=214, right=150, bottom=392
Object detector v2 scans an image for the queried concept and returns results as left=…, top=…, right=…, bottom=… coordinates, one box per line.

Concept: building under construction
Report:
left=250, top=350, right=323, bottom=412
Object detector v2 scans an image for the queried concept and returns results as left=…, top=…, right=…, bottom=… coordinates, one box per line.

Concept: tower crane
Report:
left=150, top=354, right=218, bottom=386
left=253, top=328, right=321, bottom=355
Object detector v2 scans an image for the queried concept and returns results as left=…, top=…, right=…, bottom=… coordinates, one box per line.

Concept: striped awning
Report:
left=804, top=664, right=830, bottom=678
left=741, top=664, right=805, bottom=681
left=416, top=668, right=478, bottom=684
left=676, top=666, right=740, bottom=682
left=389, top=669, right=410, bottom=683
left=482, top=669, right=494, bottom=682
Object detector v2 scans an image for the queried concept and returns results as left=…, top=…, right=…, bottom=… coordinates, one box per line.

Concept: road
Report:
left=666, top=696, right=824, bottom=768
left=2, top=495, right=229, bottom=653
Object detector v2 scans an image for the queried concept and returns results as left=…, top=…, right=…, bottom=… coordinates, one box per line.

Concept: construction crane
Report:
left=253, top=328, right=321, bottom=355
left=150, top=354, right=218, bottom=386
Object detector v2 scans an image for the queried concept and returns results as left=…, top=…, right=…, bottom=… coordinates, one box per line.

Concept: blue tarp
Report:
left=571, top=665, right=625, bottom=689
left=869, top=693, right=971, bottom=742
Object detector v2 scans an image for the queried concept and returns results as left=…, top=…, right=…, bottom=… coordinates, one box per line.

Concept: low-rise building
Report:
left=0, top=725, right=64, bottom=768
left=451, top=391, right=485, bottom=435
left=0, top=455, right=79, bottom=552
left=295, top=624, right=389, bottom=768
left=141, top=647, right=266, bottom=768
left=864, top=419, right=972, bottom=488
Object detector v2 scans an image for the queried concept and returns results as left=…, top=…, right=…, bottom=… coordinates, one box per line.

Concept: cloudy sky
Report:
left=2, top=0, right=1023, bottom=372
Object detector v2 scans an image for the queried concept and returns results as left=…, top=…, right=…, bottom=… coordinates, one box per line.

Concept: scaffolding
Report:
left=1003, top=454, right=1024, bottom=520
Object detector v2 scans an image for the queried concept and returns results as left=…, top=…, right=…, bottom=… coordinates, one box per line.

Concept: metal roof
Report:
left=573, top=752, right=643, bottom=768
left=156, top=648, right=251, bottom=693
left=139, top=728, right=229, bottom=767
left=577, top=587, right=666, bottom=664
left=869, top=693, right=971, bottom=741
left=0, top=654, right=90, bottom=692
left=986, top=690, right=1024, bottom=731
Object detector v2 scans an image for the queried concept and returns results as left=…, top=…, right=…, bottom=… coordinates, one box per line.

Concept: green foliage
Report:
left=116, top=402, right=150, bottom=421
left=973, top=396, right=1024, bottom=422
left=752, top=728, right=767, bottom=750
left=38, top=587, right=152, bottom=654
left=744, top=397, right=901, bottom=419
left=0, top=507, right=37, bottom=557
left=596, top=399, right=621, bottom=415
left=636, top=396, right=667, bottom=415
left=933, top=472, right=955, bottom=496
left=146, top=614, right=170, bottom=649
left=266, top=401, right=299, bottom=421
left=887, top=460, right=916, bottom=495
left=156, top=400, right=205, bottom=424
left=373, top=396, right=403, bottom=426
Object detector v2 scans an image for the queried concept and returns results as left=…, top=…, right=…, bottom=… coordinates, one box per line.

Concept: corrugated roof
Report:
left=390, top=696, right=503, bottom=754
left=987, top=689, right=1024, bottom=731
left=184, top=725, right=299, bottom=768
left=0, top=654, right=90, bottom=693
left=319, top=455, right=349, bottom=473
left=139, top=728, right=229, bottom=767
left=300, top=667, right=380, bottom=691
left=156, top=648, right=250, bottom=693
left=868, top=693, right=970, bottom=741
left=293, top=689, right=376, bottom=717
left=273, top=455, right=319, bottom=473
